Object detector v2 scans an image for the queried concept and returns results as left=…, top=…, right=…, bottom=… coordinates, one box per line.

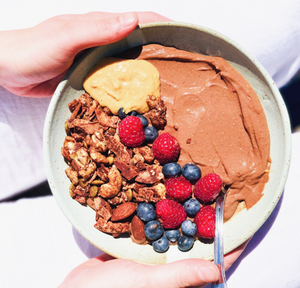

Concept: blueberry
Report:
left=162, top=162, right=181, bottom=178
left=153, top=236, right=169, bottom=253
left=137, top=203, right=156, bottom=222
left=181, top=219, right=197, bottom=237
left=144, top=126, right=158, bottom=142
left=128, top=110, right=138, bottom=116
left=136, top=115, right=149, bottom=128
left=184, top=198, right=201, bottom=217
left=118, top=108, right=127, bottom=120
left=144, top=220, right=164, bottom=241
left=177, top=235, right=194, bottom=252
left=182, top=163, right=201, bottom=184
left=164, top=229, right=181, bottom=243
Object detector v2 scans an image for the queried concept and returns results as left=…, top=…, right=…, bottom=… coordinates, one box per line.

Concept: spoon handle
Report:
left=211, top=192, right=228, bottom=288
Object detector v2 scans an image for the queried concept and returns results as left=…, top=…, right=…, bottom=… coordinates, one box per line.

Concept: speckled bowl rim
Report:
left=43, top=21, right=291, bottom=264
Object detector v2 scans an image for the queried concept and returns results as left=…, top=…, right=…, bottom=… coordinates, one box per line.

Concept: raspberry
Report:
left=156, top=199, right=187, bottom=229
left=152, top=133, right=180, bottom=164
left=193, top=173, right=223, bottom=203
left=165, top=176, right=192, bottom=202
left=118, top=116, right=145, bottom=147
left=194, top=205, right=215, bottom=238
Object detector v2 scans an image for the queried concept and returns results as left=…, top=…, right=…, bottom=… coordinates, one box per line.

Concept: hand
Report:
left=0, top=12, right=170, bottom=97
left=58, top=241, right=249, bottom=288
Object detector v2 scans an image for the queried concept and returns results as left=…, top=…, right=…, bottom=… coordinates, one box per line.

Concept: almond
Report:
left=111, top=202, right=137, bottom=221
left=130, top=215, right=146, bottom=244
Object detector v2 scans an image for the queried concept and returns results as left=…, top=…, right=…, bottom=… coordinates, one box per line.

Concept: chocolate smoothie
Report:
left=125, top=44, right=271, bottom=221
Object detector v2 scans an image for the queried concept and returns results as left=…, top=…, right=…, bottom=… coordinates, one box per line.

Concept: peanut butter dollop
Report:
left=126, top=44, right=271, bottom=221
left=83, top=57, right=160, bottom=115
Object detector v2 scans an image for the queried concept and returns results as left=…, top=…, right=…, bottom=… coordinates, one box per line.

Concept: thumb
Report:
left=96, top=255, right=220, bottom=287
left=43, top=12, right=139, bottom=55
left=150, top=259, right=220, bottom=288
left=59, top=255, right=220, bottom=288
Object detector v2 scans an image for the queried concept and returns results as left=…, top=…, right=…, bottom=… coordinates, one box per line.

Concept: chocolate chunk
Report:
left=68, top=99, right=79, bottom=113
left=95, top=107, right=119, bottom=128
left=105, top=135, right=131, bottom=163
left=71, top=133, right=87, bottom=142
left=87, top=100, right=99, bottom=120
left=78, top=93, right=92, bottom=107
left=75, top=195, right=86, bottom=204
left=114, top=160, right=139, bottom=181
left=94, top=197, right=112, bottom=221
left=70, top=102, right=82, bottom=119
left=67, top=119, right=104, bottom=134
left=103, top=106, right=113, bottom=115
left=135, top=161, right=147, bottom=171
left=73, top=184, right=90, bottom=204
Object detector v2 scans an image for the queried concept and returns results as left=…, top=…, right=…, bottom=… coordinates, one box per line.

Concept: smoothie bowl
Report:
left=43, top=22, right=291, bottom=264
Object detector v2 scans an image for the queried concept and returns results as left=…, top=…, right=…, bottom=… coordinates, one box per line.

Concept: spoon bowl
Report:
left=211, top=191, right=227, bottom=288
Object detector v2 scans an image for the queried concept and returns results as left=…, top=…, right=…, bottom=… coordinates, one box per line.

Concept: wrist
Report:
left=0, top=30, right=24, bottom=88
left=0, top=32, right=4, bottom=86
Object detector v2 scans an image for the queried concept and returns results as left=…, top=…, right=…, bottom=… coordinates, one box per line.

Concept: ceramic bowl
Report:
left=43, top=22, right=291, bottom=264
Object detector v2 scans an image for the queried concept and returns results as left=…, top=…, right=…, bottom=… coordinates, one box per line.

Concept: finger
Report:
left=59, top=257, right=219, bottom=288
left=57, top=254, right=112, bottom=287
left=65, top=253, right=115, bottom=272
left=62, top=253, right=114, bottom=278
left=224, top=239, right=251, bottom=270
left=84, top=258, right=219, bottom=288
left=96, top=253, right=115, bottom=262
left=54, top=12, right=124, bottom=21
left=137, top=12, right=173, bottom=24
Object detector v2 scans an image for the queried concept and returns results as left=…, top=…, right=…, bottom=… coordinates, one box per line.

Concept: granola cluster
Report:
left=62, top=93, right=167, bottom=239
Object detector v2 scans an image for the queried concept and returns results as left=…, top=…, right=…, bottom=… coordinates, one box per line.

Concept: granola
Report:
left=62, top=93, right=167, bottom=238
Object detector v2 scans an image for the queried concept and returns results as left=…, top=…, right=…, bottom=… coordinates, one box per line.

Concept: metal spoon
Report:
left=211, top=190, right=227, bottom=288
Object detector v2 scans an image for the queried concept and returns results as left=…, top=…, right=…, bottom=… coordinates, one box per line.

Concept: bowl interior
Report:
left=44, top=22, right=291, bottom=264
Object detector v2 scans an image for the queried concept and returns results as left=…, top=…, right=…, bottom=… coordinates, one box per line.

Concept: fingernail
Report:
left=198, top=265, right=219, bottom=283
left=120, top=13, right=137, bottom=27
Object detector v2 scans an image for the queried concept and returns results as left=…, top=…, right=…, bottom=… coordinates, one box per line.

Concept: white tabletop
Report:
left=1, top=1, right=300, bottom=287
